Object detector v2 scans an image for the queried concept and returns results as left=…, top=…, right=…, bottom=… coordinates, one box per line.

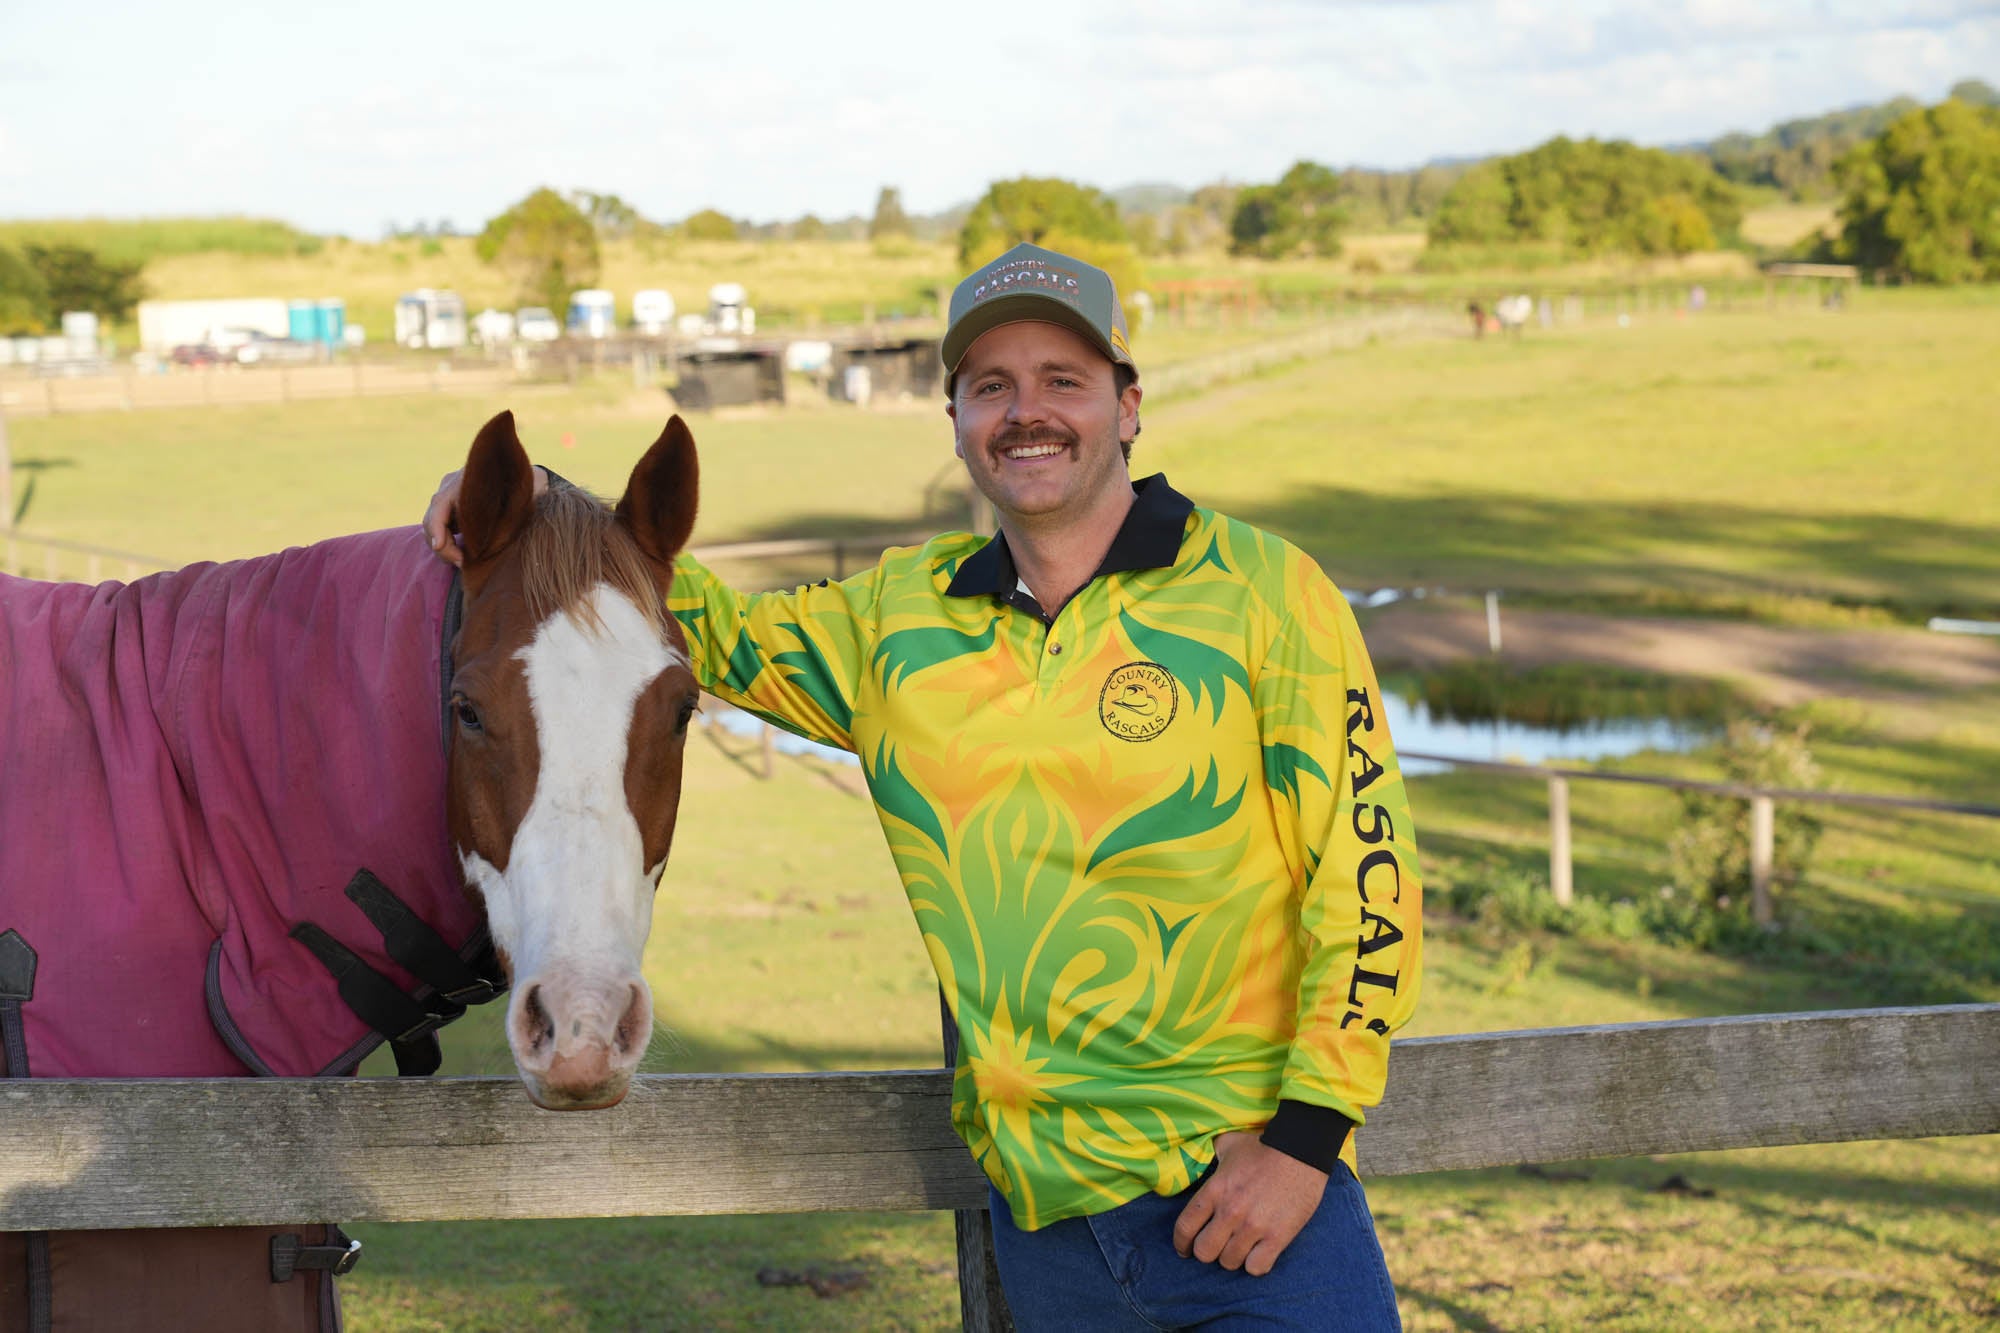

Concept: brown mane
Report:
left=517, top=483, right=671, bottom=636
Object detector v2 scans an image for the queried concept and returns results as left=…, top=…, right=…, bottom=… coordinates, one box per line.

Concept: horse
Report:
left=0, top=411, right=701, bottom=1331
left=1494, top=293, right=1534, bottom=336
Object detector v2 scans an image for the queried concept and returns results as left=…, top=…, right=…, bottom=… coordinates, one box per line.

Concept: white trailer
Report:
left=631, top=289, right=676, bottom=336
left=395, top=290, right=467, bottom=350
left=136, top=299, right=290, bottom=353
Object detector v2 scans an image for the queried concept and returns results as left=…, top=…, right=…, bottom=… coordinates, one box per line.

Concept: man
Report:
left=426, top=243, right=1420, bottom=1330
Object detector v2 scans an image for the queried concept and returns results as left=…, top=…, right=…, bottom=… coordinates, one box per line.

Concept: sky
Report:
left=2, top=0, right=1996, bottom=238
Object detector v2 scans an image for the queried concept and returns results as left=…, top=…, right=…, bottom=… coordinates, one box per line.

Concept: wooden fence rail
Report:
left=1402, top=749, right=2000, bottom=921
left=2, top=1005, right=1995, bottom=1327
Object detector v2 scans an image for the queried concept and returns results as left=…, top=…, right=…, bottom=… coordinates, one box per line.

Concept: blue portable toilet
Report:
left=287, top=299, right=347, bottom=347
left=316, top=298, right=345, bottom=347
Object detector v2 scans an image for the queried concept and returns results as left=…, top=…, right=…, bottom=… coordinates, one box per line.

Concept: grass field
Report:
left=11, top=283, right=1998, bottom=616
left=5, top=282, right=1997, bottom=1328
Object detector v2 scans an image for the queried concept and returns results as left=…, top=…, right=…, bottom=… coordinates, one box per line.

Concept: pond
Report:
left=707, top=695, right=1709, bottom=780
left=1381, top=694, right=1708, bottom=776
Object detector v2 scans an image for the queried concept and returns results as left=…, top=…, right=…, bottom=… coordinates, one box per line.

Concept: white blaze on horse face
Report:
left=457, top=584, right=677, bottom=1095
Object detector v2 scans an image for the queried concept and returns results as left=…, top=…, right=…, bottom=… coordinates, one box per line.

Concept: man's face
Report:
left=947, top=320, right=1141, bottom=528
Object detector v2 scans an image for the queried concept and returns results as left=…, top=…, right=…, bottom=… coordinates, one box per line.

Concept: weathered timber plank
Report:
left=0, top=1070, right=982, bottom=1230
left=1, top=1006, right=1994, bottom=1231
left=1359, top=1003, right=2000, bottom=1175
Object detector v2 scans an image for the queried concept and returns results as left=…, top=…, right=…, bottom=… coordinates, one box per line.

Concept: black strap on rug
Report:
left=438, top=572, right=463, bottom=751
left=0, top=930, right=50, bottom=1333
left=289, top=870, right=506, bottom=1077
left=0, top=929, right=35, bottom=1078
left=343, top=870, right=503, bottom=1007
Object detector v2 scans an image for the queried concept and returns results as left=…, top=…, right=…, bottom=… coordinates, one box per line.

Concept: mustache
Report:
left=991, top=424, right=1078, bottom=452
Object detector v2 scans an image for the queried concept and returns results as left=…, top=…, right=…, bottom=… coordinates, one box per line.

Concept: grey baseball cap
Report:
left=942, top=243, right=1136, bottom=387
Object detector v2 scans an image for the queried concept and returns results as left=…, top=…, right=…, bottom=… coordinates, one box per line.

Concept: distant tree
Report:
left=868, top=187, right=911, bottom=240
left=476, top=187, right=601, bottom=313
left=0, top=244, right=50, bottom=334
left=1428, top=137, right=1741, bottom=256
left=1426, top=163, right=1514, bottom=247
left=571, top=191, right=648, bottom=240
left=1948, top=78, right=1999, bottom=108
left=1835, top=97, right=2000, bottom=283
left=22, top=244, right=145, bottom=322
left=679, top=208, right=740, bottom=242
left=1697, top=94, right=1924, bottom=199
left=956, top=176, right=1129, bottom=266
left=1228, top=160, right=1347, bottom=258
left=792, top=213, right=829, bottom=242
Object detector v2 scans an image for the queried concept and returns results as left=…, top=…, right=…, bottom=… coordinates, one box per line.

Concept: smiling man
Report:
left=426, top=242, right=1420, bottom=1330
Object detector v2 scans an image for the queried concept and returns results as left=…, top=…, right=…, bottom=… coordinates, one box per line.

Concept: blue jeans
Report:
left=986, top=1163, right=1400, bottom=1331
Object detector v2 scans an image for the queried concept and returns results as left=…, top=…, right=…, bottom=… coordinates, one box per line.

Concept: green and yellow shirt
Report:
left=669, top=476, right=1421, bottom=1230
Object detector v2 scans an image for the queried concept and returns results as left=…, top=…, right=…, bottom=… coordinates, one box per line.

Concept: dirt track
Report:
left=1362, top=604, right=2000, bottom=706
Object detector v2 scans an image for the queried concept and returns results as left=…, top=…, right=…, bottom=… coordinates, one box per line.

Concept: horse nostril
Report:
left=521, top=984, right=553, bottom=1051
left=614, top=984, right=648, bottom=1055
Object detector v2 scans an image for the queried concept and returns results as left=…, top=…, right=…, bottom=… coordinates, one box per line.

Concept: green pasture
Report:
left=11, top=283, right=1998, bottom=618
left=5, top=284, right=1997, bottom=1327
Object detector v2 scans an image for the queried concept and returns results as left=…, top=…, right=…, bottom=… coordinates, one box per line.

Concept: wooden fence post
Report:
left=1486, top=590, right=1502, bottom=654
left=1549, top=776, right=1573, bottom=907
left=1750, top=794, right=1775, bottom=924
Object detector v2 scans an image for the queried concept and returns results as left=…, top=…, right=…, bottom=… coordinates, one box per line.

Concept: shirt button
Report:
left=1048, top=642, right=1063, bottom=655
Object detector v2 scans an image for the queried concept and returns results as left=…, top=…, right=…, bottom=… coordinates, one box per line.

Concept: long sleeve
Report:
left=667, top=553, right=879, bottom=753
left=1255, top=572, right=1423, bottom=1144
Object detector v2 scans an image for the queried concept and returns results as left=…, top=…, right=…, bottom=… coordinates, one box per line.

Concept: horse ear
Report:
left=459, top=411, right=537, bottom=579
left=616, top=415, right=700, bottom=565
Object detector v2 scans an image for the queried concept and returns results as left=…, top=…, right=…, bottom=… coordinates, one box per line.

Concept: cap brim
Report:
left=942, top=295, right=1125, bottom=377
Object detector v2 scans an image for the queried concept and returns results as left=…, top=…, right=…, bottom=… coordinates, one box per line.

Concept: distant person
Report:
left=1467, top=299, right=1486, bottom=338
left=425, top=243, right=1422, bottom=1331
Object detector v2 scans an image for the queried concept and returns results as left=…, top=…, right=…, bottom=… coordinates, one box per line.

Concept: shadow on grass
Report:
left=644, top=1022, right=943, bottom=1076
left=1398, top=1286, right=1506, bottom=1332
left=344, top=1209, right=957, bottom=1332
left=1420, top=824, right=2000, bottom=1010
left=1224, top=484, right=2000, bottom=618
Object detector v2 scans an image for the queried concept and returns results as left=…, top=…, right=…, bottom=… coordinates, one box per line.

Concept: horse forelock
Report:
left=517, top=484, right=672, bottom=639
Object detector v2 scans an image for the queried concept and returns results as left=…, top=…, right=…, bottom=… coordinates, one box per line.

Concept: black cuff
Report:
left=1260, top=1100, right=1354, bottom=1175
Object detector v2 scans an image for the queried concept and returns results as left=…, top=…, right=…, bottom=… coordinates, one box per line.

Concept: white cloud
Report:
left=3, top=0, right=1995, bottom=231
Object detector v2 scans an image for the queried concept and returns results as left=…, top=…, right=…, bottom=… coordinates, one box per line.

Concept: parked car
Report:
left=232, top=332, right=319, bottom=365
left=169, top=343, right=227, bottom=368
left=516, top=307, right=561, bottom=343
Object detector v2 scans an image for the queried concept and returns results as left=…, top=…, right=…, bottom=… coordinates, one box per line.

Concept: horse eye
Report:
left=676, top=697, right=699, bottom=735
left=454, top=696, right=484, bottom=732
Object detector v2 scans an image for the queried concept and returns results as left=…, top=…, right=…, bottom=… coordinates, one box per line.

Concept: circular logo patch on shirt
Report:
left=1100, top=662, right=1178, bottom=742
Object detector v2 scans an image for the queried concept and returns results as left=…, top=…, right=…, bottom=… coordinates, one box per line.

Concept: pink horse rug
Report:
left=0, top=526, right=498, bottom=1085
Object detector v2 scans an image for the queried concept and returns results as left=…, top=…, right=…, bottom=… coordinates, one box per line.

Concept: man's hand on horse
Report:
left=425, top=465, right=551, bottom=567
left=1171, top=1130, right=1328, bottom=1277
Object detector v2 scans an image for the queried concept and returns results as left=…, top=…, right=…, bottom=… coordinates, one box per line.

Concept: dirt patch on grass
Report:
left=1364, top=604, right=2000, bottom=707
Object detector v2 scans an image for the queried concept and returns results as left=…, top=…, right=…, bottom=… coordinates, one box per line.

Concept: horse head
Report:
left=447, top=410, right=698, bottom=1110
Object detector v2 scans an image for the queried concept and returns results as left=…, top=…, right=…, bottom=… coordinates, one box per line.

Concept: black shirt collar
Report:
left=944, top=474, right=1195, bottom=600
